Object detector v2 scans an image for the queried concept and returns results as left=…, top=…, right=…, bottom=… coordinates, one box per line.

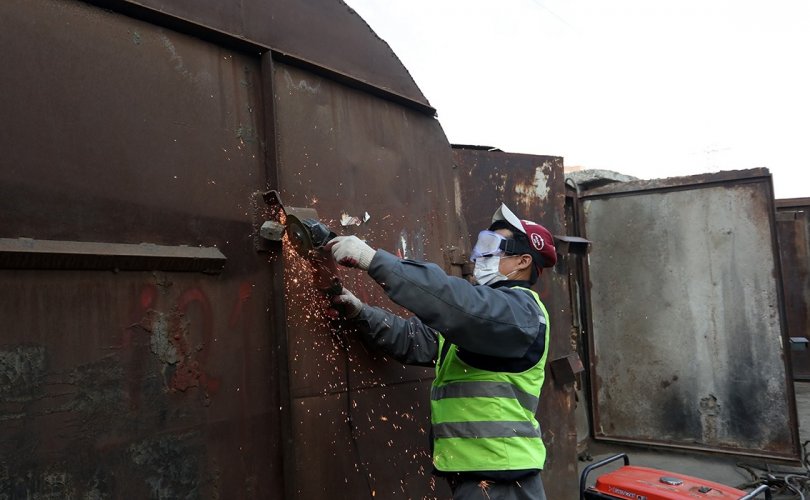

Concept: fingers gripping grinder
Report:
left=260, top=190, right=343, bottom=297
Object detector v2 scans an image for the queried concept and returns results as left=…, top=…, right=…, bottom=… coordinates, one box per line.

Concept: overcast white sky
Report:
left=345, top=0, right=810, bottom=199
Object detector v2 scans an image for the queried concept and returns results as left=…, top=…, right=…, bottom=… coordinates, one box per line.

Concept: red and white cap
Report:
left=492, top=203, right=557, bottom=269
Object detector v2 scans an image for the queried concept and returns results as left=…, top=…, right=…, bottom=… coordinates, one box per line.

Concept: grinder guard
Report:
left=285, top=213, right=342, bottom=297
left=261, top=190, right=343, bottom=298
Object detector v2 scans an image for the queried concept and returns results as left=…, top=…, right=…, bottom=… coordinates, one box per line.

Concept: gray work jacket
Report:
left=352, top=249, right=547, bottom=366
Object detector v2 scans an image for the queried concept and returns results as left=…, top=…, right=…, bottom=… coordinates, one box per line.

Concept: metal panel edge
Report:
left=580, top=168, right=772, bottom=199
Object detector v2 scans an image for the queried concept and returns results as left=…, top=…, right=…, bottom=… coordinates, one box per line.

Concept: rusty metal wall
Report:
left=1, top=0, right=527, bottom=498
left=580, top=170, right=800, bottom=460
left=776, top=198, right=810, bottom=380
left=451, top=148, right=579, bottom=500
left=0, top=0, right=282, bottom=497
left=273, top=62, right=462, bottom=498
left=85, top=0, right=431, bottom=110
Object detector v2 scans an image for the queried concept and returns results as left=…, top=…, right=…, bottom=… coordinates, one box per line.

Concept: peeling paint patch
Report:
left=158, top=33, right=211, bottom=87
left=149, top=311, right=180, bottom=365
left=515, top=164, right=551, bottom=203
left=160, top=34, right=188, bottom=77
left=397, top=227, right=427, bottom=260
left=453, top=174, right=464, bottom=218
left=699, top=394, right=720, bottom=443
left=0, top=344, right=46, bottom=401
left=235, top=125, right=257, bottom=143
left=0, top=464, right=81, bottom=500
left=129, top=433, right=202, bottom=499
left=143, top=309, right=210, bottom=396
left=283, top=69, right=321, bottom=94
left=60, top=356, right=125, bottom=414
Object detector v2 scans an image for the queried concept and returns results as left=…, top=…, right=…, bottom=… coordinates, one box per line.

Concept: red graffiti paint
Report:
left=140, top=285, right=157, bottom=310
left=168, top=287, right=220, bottom=395
left=229, top=281, right=253, bottom=328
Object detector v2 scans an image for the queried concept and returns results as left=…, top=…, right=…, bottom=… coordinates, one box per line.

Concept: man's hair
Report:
left=488, top=220, right=539, bottom=284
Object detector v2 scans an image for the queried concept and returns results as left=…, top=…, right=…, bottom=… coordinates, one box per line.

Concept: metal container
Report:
left=0, top=0, right=458, bottom=498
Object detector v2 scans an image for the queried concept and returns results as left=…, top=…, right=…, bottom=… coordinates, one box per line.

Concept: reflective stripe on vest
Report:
left=431, top=286, right=550, bottom=473
left=433, top=420, right=542, bottom=439
left=431, top=381, right=539, bottom=413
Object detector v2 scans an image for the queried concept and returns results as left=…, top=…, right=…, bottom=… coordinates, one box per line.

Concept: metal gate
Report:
left=578, top=169, right=800, bottom=460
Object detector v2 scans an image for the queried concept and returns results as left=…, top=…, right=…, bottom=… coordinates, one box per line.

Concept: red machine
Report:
left=580, top=454, right=771, bottom=500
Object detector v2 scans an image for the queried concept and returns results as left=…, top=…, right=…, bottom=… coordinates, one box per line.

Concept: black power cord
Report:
left=736, top=441, right=810, bottom=499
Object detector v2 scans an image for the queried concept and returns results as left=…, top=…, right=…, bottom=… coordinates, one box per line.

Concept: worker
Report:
left=327, top=203, right=556, bottom=500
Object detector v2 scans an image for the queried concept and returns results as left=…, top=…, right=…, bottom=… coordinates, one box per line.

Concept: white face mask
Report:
left=473, top=256, right=516, bottom=286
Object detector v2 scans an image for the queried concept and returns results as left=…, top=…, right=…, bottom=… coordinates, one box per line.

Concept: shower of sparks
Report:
left=265, top=204, right=457, bottom=496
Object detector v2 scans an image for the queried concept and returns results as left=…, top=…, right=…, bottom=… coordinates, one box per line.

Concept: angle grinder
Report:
left=260, top=190, right=343, bottom=297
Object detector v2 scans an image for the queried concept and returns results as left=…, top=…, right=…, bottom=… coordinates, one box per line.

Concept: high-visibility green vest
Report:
left=431, top=286, right=550, bottom=473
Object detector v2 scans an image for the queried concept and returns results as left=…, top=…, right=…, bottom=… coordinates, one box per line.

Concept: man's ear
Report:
left=518, top=254, right=533, bottom=271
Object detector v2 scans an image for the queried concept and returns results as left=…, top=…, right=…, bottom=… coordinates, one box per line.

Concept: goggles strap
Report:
left=502, top=239, right=545, bottom=269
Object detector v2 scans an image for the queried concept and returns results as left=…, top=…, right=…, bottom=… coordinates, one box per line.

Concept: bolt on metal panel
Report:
left=580, top=170, right=800, bottom=460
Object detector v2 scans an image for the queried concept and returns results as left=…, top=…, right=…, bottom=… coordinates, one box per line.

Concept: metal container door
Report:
left=579, top=169, right=800, bottom=461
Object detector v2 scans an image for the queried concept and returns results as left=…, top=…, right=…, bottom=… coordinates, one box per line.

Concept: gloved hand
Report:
left=329, top=235, right=376, bottom=271
left=330, top=287, right=364, bottom=319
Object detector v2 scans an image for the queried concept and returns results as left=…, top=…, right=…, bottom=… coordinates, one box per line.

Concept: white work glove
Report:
left=330, top=235, right=376, bottom=271
left=330, top=287, right=364, bottom=319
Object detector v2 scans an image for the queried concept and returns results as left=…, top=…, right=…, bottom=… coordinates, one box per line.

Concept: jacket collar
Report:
left=490, top=279, right=532, bottom=289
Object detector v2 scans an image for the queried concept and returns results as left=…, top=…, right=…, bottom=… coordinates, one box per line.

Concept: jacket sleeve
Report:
left=351, top=304, right=439, bottom=367
left=366, top=249, right=544, bottom=358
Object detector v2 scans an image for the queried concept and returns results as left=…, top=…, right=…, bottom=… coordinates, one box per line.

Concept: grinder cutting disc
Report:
left=284, top=207, right=337, bottom=257
left=285, top=215, right=314, bottom=256
left=283, top=207, right=341, bottom=297
left=283, top=207, right=320, bottom=257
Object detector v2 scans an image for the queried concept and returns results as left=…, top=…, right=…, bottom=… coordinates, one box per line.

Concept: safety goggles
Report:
left=471, top=230, right=515, bottom=261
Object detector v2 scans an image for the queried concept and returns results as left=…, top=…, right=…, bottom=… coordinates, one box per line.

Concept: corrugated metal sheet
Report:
left=451, top=148, right=579, bottom=500
left=579, top=169, right=800, bottom=460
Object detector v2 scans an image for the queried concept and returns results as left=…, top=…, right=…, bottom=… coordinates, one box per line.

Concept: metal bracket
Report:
left=444, top=246, right=473, bottom=278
